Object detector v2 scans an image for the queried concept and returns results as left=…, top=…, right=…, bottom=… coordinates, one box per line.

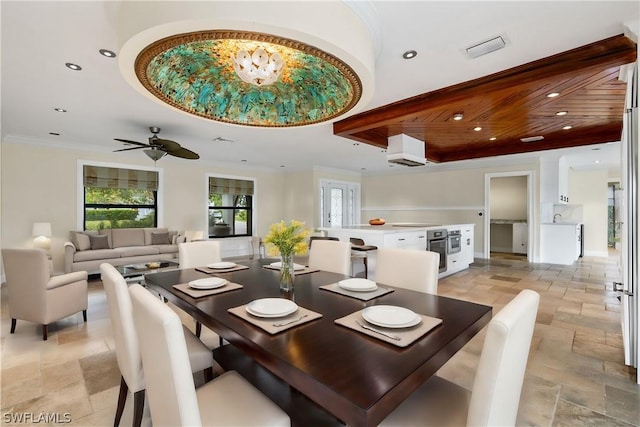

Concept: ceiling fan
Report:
left=114, top=126, right=200, bottom=161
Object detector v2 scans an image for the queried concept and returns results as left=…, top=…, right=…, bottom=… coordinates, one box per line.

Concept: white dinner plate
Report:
left=269, top=261, right=306, bottom=271
left=207, top=261, right=237, bottom=269
left=362, top=305, right=421, bottom=328
left=188, top=277, right=227, bottom=290
left=246, top=298, right=298, bottom=318
left=338, top=278, right=378, bottom=292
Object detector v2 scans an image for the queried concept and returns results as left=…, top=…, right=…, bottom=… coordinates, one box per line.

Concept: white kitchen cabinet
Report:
left=383, top=231, right=427, bottom=250
left=512, top=223, right=528, bottom=254
left=461, top=225, right=475, bottom=265
left=540, top=223, right=581, bottom=265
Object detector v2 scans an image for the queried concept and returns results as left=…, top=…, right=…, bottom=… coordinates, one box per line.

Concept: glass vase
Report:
left=279, top=253, right=295, bottom=292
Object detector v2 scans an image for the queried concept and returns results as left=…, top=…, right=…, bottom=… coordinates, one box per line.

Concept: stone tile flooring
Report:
left=1, top=252, right=638, bottom=426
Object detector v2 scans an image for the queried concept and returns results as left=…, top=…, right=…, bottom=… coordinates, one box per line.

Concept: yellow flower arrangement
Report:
left=264, top=220, right=310, bottom=257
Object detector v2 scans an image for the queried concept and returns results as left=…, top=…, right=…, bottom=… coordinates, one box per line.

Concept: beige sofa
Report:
left=64, top=228, right=179, bottom=274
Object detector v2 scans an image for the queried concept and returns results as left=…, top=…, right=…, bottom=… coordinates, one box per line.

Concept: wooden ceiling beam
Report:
left=333, top=35, right=637, bottom=145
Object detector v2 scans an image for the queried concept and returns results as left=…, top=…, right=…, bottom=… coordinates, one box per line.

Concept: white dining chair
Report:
left=100, top=264, right=218, bottom=427
left=379, top=289, right=540, bottom=427
left=178, top=240, right=223, bottom=340
left=308, top=239, right=352, bottom=275
left=375, top=247, right=440, bottom=294
left=178, top=240, right=222, bottom=268
left=128, top=283, right=291, bottom=427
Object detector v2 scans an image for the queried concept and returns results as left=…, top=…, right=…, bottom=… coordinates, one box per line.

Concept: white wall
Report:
left=490, top=176, right=527, bottom=219
left=361, top=162, right=539, bottom=257
left=1, top=141, right=289, bottom=271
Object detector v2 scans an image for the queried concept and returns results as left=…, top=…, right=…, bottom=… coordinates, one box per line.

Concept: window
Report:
left=83, top=165, right=158, bottom=230
left=208, top=176, right=254, bottom=238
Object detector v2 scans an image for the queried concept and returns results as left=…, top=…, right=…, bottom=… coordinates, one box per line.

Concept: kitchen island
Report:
left=322, top=223, right=474, bottom=280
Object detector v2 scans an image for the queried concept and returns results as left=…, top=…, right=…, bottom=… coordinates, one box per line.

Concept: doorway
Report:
left=484, top=171, right=534, bottom=261
left=319, top=180, right=360, bottom=228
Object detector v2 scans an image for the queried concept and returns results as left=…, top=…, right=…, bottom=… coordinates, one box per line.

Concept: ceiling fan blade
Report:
left=166, top=147, right=200, bottom=160
left=114, top=138, right=149, bottom=147
left=153, top=138, right=181, bottom=151
left=114, top=146, right=148, bottom=152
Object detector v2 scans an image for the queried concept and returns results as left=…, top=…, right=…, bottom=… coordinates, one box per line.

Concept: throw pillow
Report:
left=151, top=231, right=171, bottom=245
left=89, top=234, right=110, bottom=250
left=75, top=233, right=91, bottom=251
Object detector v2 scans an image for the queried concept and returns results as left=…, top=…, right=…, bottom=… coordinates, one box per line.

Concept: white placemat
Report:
left=319, top=282, right=394, bottom=301
left=229, top=304, right=322, bottom=334
left=335, top=309, right=443, bottom=347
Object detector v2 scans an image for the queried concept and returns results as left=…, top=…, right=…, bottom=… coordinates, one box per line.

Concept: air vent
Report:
left=520, top=136, right=545, bottom=143
left=466, top=36, right=506, bottom=59
left=387, top=153, right=427, bottom=167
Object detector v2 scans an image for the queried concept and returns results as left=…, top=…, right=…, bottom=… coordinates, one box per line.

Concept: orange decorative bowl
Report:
left=369, top=218, right=386, bottom=226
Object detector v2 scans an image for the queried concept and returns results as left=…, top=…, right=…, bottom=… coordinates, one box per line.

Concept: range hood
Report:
left=386, top=134, right=427, bottom=166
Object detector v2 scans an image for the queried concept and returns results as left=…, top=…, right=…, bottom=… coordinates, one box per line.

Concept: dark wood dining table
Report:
left=143, top=259, right=492, bottom=427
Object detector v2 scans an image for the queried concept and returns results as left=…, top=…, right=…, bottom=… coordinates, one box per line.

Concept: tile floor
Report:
left=1, top=252, right=638, bottom=426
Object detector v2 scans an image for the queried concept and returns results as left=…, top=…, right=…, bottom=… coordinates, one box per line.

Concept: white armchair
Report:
left=2, top=248, right=88, bottom=340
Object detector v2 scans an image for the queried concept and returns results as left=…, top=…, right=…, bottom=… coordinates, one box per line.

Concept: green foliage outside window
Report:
left=84, top=187, right=156, bottom=230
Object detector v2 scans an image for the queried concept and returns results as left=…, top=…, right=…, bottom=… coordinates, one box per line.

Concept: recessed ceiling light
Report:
left=280, top=165, right=285, bottom=168
left=53, top=108, right=67, bottom=113
left=547, top=92, right=560, bottom=98
left=594, top=160, right=600, bottom=164
left=489, top=137, right=496, bottom=141
left=360, top=167, right=366, bottom=170
left=65, top=62, right=82, bottom=71
left=453, top=113, right=464, bottom=121
left=592, top=148, right=601, bottom=151
left=556, top=111, right=568, bottom=116
left=402, top=50, right=417, bottom=59
left=49, top=132, right=60, bottom=136
left=562, top=125, right=572, bottom=130
left=241, top=159, right=247, bottom=162
left=473, top=126, right=482, bottom=131
left=99, top=49, right=116, bottom=58
left=353, top=143, right=360, bottom=146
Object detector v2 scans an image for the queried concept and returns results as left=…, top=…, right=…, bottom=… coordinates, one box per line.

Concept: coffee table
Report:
left=116, top=260, right=180, bottom=281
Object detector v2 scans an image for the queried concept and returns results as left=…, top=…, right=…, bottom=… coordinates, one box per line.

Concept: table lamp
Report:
left=32, top=222, right=52, bottom=250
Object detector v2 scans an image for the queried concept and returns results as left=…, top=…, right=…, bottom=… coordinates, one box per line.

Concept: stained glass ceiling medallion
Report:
left=135, top=31, right=362, bottom=127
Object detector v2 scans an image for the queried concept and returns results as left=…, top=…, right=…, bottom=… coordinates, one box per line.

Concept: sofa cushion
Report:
left=76, top=233, right=91, bottom=251
left=112, top=228, right=145, bottom=248
left=151, top=231, right=171, bottom=245
left=74, top=248, right=117, bottom=262
left=156, top=244, right=179, bottom=254
left=98, top=229, right=113, bottom=248
left=113, top=246, right=160, bottom=257
left=144, top=228, right=168, bottom=245
left=89, top=234, right=110, bottom=250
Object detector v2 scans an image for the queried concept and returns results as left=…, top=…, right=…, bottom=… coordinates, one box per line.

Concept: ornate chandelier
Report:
left=231, top=47, right=284, bottom=87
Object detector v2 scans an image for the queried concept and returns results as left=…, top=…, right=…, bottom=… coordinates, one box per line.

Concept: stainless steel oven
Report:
left=448, top=230, right=462, bottom=254
left=427, top=229, right=448, bottom=272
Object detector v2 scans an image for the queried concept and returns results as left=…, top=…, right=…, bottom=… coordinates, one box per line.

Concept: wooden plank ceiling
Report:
left=333, top=35, right=637, bottom=163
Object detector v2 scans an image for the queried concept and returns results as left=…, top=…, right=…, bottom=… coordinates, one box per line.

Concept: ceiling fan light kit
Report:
left=114, top=127, right=199, bottom=161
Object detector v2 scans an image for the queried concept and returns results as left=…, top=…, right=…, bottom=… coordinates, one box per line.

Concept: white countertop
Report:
left=321, top=223, right=472, bottom=234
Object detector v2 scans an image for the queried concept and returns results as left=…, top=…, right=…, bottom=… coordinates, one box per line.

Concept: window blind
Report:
left=83, top=165, right=158, bottom=191
left=209, top=177, right=254, bottom=195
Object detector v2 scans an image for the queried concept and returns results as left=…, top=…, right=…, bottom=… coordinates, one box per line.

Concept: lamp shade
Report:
left=32, top=222, right=52, bottom=237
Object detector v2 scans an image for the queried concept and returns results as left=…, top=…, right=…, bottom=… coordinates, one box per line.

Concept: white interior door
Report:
left=322, top=183, right=348, bottom=228
left=619, top=62, right=638, bottom=383
left=320, top=180, right=361, bottom=229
